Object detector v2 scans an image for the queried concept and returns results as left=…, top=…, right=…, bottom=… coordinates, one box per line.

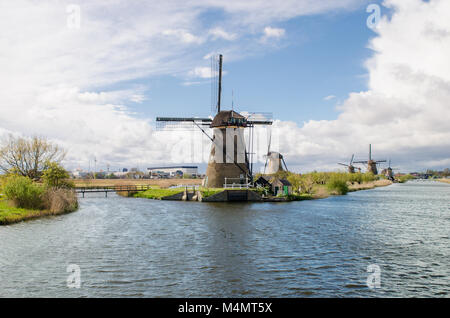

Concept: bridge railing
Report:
left=75, top=184, right=152, bottom=192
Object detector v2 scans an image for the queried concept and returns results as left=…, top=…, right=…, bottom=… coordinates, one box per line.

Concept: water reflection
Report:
left=0, top=181, right=449, bottom=297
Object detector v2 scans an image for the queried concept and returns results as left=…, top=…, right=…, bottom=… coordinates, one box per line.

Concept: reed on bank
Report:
left=0, top=175, right=78, bottom=225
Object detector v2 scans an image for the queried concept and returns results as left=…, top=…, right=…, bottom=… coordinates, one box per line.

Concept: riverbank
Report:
left=0, top=198, right=76, bottom=225
left=438, top=179, right=450, bottom=184
left=73, top=178, right=203, bottom=188
left=310, top=179, right=392, bottom=199
left=133, top=180, right=392, bottom=202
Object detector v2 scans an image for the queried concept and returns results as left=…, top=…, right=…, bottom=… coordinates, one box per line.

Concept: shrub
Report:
left=397, top=174, right=415, bottom=183
left=326, top=177, right=349, bottom=195
left=348, top=172, right=363, bottom=184
left=360, top=172, right=374, bottom=183
left=42, top=188, right=78, bottom=213
left=4, top=175, right=44, bottom=209
left=42, top=162, right=72, bottom=188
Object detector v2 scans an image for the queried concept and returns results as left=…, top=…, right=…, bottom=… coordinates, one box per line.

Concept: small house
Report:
left=270, top=178, right=292, bottom=196
left=254, top=175, right=272, bottom=188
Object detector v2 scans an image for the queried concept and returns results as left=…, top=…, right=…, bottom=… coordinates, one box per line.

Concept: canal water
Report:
left=0, top=181, right=449, bottom=297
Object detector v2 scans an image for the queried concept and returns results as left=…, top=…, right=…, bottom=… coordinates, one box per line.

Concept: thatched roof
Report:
left=210, top=110, right=247, bottom=128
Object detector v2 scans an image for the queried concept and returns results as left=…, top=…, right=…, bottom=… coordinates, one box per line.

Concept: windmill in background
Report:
left=156, top=54, right=273, bottom=187
left=353, top=144, right=386, bottom=175
left=263, top=132, right=288, bottom=174
left=337, top=154, right=360, bottom=173
left=381, top=159, right=398, bottom=181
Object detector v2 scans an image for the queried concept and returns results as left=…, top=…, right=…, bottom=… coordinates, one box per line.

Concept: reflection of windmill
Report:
left=337, top=154, right=360, bottom=173
left=263, top=133, right=288, bottom=174
left=156, top=54, right=273, bottom=188
left=353, top=144, right=386, bottom=175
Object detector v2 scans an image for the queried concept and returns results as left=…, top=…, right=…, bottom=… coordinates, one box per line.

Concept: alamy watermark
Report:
left=366, top=264, right=381, bottom=289
left=66, top=4, right=81, bottom=29
left=66, top=264, right=81, bottom=288
left=366, top=4, right=381, bottom=30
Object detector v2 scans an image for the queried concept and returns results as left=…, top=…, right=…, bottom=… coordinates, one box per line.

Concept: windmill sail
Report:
left=155, top=54, right=273, bottom=187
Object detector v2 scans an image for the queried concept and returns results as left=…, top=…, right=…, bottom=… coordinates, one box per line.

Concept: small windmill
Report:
left=156, top=54, right=273, bottom=188
left=381, top=159, right=398, bottom=181
left=263, top=133, right=288, bottom=174
left=337, top=154, right=360, bottom=173
left=353, top=144, right=386, bottom=175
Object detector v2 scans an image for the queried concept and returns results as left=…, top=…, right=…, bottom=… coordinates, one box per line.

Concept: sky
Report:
left=0, top=0, right=449, bottom=173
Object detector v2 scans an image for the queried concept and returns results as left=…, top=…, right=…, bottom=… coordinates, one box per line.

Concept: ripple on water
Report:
left=0, top=181, right=449, bottom=297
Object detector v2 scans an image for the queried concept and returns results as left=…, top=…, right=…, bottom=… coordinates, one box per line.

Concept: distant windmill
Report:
left=353, top=144, right=386, bottom=175
left=337, top=154, right=360, bottom=173
left=156, top=54, right=273, bottom=187
left=263, top=132, right=288, bottom=174
left=381, top=159, right=398, bottom=181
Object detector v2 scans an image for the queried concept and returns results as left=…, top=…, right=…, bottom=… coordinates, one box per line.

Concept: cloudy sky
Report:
left=0, top=0, right=449, bottom=173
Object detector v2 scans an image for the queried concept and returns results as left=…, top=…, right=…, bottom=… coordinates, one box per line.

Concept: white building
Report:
left=147, top=166, right=198, bottom=176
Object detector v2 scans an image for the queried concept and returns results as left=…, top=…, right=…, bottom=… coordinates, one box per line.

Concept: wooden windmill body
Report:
left=337, top=154, right=359, bottom=173
left=205, top=110, right=250, bottom=187
left=354, top=144, right=386, bottom=175
left=381, top=160, right=397, bottom=181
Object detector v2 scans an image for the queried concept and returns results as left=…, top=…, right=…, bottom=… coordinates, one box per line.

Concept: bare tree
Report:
left=0, top=135, right=66, bottom=180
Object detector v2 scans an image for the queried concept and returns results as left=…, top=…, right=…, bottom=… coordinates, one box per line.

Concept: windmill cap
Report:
left=210, top=110, right=247, bottom=128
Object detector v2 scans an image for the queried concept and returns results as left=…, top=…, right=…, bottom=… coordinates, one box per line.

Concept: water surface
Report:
left=0, top=181, right=449, bottom=297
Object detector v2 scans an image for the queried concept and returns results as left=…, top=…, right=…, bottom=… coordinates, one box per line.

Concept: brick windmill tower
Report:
left=156, top=54, right=272, bottom=187
left=354, top=144, right=386, bottom=175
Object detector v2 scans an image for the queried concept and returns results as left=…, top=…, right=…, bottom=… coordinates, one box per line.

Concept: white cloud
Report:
left=272, top=0, right=450, bottom=172
left=162, top=29, right=204, bottom=44
left=188, top=67, right=213, bottom=79
left=208, top=27, right=237, bottom=41
left=1, top=0, right=448, bottom=173
left=323, top=95, right=336, bottom=101
left=263, top=26, right=286, bottom=38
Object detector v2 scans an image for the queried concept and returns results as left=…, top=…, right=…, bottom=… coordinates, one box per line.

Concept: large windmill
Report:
left=156, top=54, right=273, bottom=188
left=353, top=144, right=386, bottom=175
left=337, top=154, right=360, bottom=173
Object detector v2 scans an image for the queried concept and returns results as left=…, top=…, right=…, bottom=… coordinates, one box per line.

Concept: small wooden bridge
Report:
left=75, top=185, right=151, bottom=198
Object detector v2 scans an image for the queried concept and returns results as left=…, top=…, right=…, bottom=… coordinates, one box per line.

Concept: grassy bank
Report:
left=438, top=179, right=450, bottom=184
left=72, top=178, right=202, bottom=188
left=310, top=179, right=392, bottom=199
left=0, top=198, right=76, bottom=225
left=0, top=175, right=78, bottom=225
left=397, top=174, right=416, bottom=183
left=134, top=188, right=185, bottom=199
left=131, top=172, right=393, bottom=202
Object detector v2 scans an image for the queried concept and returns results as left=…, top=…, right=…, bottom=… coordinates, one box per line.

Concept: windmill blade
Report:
left=350, top=154, right=355, bottom=165
left=242, top=112, right=273, bottom=126
left=281, top=156, right=288, bottom=172
left=155, top=117, right=212, bottom=130
left=264, top=130, right=272, bottom=174
left=338, top=163, right=349, bottom=167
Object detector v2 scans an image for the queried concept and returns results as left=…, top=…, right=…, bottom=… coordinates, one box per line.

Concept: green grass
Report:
left=199, top=188, right=224, bottom=198
left=286, top=193, right=314, bottom=201
left=397, top=174, right=416, bottom=183
left=134, top=188, right=185, bottom=199
left=0, top=199, right=47, bottom=225
left=326, top=177, right=349, bottom=195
